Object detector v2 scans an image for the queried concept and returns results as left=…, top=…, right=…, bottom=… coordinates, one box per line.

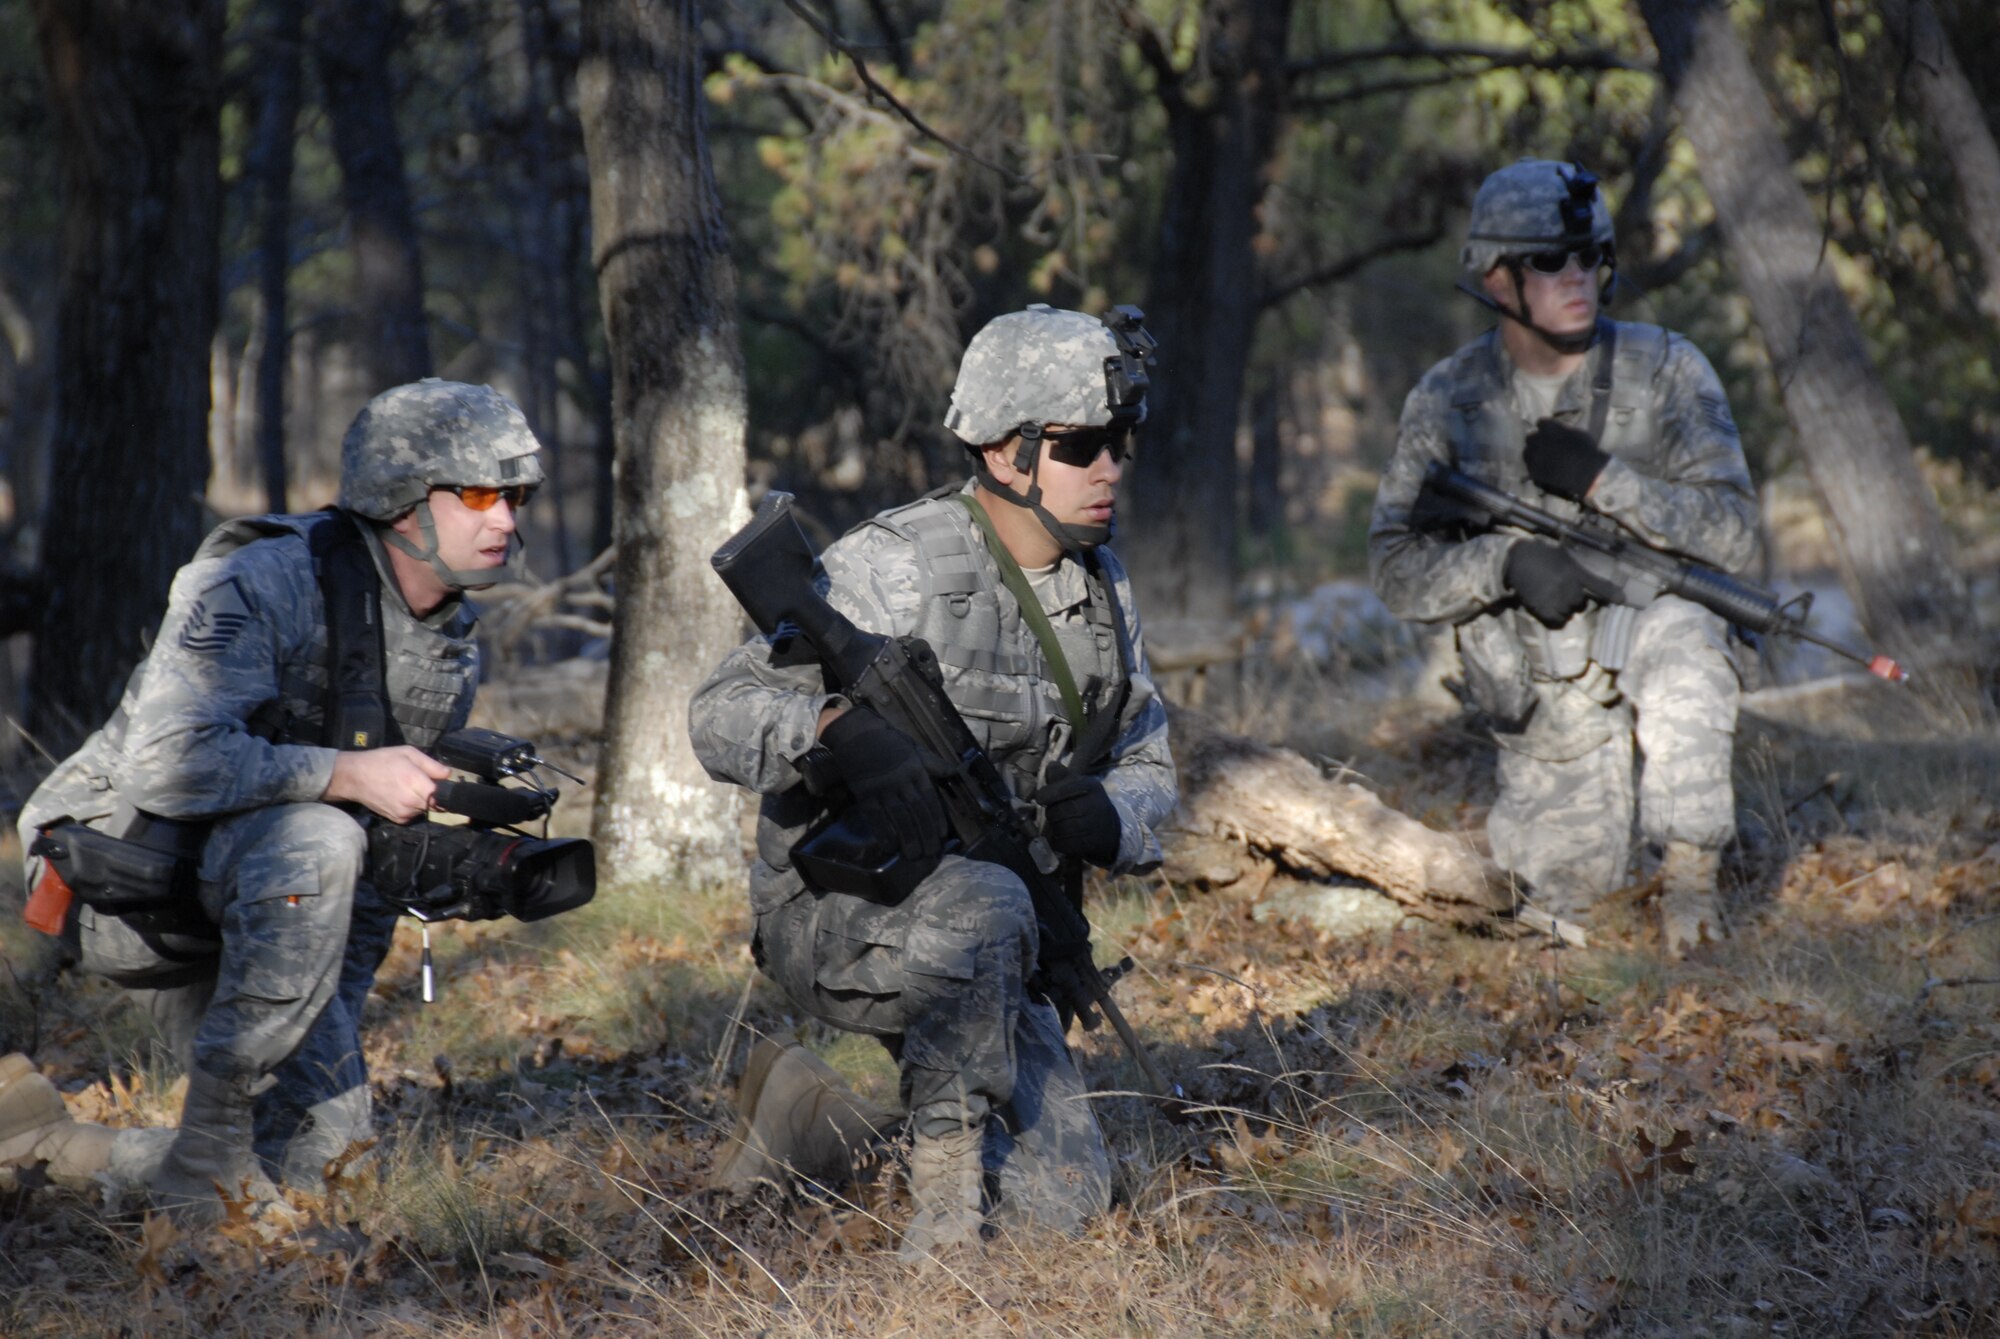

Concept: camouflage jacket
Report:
left=21, top=512, right=479, bottom=837
left=1369, top=320, right=1761, bottom=630
left=689, top=484, right=1177, bottom=911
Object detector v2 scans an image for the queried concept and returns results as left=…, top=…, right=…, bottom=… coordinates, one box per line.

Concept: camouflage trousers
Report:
left=1486, top=596, right=1738, bottom=916
left=70, top=802, right=386, bottom=1188
left=753, top=853, right=1113, bottom=1233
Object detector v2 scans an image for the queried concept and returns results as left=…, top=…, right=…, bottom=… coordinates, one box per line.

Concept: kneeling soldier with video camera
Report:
left=1, top=380, right=591, bottom=1222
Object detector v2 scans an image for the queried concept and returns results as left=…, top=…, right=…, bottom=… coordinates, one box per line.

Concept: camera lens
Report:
left=494, top=837, right=596, bottom=922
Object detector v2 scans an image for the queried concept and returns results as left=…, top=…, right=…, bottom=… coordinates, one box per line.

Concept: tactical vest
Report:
left=861, top=494, right=1131, bottom=794
left=186, top=511, right=478, bottom=752
left=1447, top=321, right=1667, bottom=683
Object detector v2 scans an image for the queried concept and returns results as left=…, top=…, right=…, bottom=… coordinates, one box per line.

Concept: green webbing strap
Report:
left=956, top=494, right=1087, bottom=731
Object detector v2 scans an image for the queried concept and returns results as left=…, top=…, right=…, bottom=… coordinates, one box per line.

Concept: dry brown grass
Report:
left=3, top=677, right=1999, bottom=1337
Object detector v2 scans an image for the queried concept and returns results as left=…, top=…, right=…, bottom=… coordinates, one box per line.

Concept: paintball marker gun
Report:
left=1422, top=464, right=1907, bottom=683
left=710, top=490, right=1183, bottom=1113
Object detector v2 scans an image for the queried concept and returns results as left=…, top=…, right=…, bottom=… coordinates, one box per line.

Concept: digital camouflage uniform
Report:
left=690, top=491, right=1175, bottom=1229
left=691, top=309, right=1176, bottom=1234
left=1368, top=164, right=1759, bottom=917
left=17, top=379, right=537, bottom=1190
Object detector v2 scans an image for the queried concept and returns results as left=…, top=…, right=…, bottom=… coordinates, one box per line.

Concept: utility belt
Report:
left=25, top=810, right=216, bottom=946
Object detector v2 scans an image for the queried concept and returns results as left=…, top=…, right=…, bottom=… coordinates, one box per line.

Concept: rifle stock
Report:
left=1421, top=464, right=1906, bottom=682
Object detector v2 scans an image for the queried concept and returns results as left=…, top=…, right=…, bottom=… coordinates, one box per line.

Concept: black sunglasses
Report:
left=1523, top=243, right=1609, bottom=276
left=1042, top=424, right=1133, bottom=468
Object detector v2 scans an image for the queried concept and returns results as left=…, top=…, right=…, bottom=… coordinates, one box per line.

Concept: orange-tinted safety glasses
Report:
left=445, top=484, right=536, bottom=511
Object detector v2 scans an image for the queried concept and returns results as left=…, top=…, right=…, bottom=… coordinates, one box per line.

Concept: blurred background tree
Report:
left=0, top=0, right=1994, bottom=805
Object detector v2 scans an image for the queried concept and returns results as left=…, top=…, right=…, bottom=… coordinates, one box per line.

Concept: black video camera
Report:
left=367, top=727, right=596, bottom=924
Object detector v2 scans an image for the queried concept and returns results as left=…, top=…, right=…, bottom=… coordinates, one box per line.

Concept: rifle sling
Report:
left=955, top=494, right=1088, bottom=738
left=954, top=493, right=1134, bottom=775
left=1586, top=319, right=1617, bottom=444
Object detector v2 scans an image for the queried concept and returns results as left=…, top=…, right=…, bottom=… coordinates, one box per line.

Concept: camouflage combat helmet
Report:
left=945, top=305, right=1156, bottom=552
left=944, top=305, right=1150, bottom=447
left=339, top=379, right=545, bottom=520
left=1460, top=158, right=1615, bottom=280
left=339, top=378, right=545, bottom=592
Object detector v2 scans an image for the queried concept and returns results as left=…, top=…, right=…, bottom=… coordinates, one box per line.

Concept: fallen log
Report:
left=1162, top=704, right=1582, bottom=944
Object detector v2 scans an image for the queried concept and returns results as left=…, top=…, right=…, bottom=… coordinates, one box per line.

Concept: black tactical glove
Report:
left=1503, top=540, right=1594, bottom=628
left=1032, top=766, right=1123, bottom=867
left=819, top=707, right=947, bottom=862
left=1523, top=418, right=1610, bottom=502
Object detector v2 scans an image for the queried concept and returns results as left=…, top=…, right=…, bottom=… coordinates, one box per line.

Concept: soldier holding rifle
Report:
left=1369, top=160, right=1762, bottom=955
left=691, top=306, right=1176, bottom=1259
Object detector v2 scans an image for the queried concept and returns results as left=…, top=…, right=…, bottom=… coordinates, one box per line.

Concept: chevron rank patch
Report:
left=180, top=577, right=255, bottom=655
left=1698, top=393, right=1737, bottom=438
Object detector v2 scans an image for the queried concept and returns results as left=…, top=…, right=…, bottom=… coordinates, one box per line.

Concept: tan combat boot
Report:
left=709, top=1039, right=898, bottom=1198
left=1660, top=840, right=1723, bottom=958
left=149, top=1066, right=278, bottom=1224
left=0, top=1053, right=119, bottom=1188
left=898, top=1124, right=985, bottom=1262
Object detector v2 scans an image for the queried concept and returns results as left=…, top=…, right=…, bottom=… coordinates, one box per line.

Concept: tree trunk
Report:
left=1120, top=0, right=1292, bottom=623
left=251, top=0, right=303, bottom=512
left=514, top=0, right=575, bottom=573
left=313, top=0, right=431, bottom=393
left=1246, top=376, right=1282, bottom=541
left=1637, top=0, right=1964, bottom=655
left=578, top=0, right=748, bottom=892
left=28, top=0, right=224, bottom=749
left=1881, top=0, right=2000, bottom=326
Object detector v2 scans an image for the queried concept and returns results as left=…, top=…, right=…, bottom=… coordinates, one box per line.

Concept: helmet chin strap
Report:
left=1455, top=264, right=1616, bottom=357
left=975, top=424, right=1109, bottom=555
left=380, top=498, right=516, bottom=593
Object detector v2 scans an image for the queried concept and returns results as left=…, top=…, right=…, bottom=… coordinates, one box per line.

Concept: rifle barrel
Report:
left=1422, top=464, right=1907, bottom=684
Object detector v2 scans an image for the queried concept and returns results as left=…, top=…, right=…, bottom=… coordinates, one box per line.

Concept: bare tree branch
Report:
left=704, top=38, right=818, bottom=129
left=1258, top=224, right=1447, bottom=309
left=479, top=545, right=617, bottom=659
left=780, top=0, right=1025, bottom=183
left=1292, top=45, right=1652, bottom=109
left=1290, top=40, right=1650, bottom=79
left=754, top=71, right=948, bottom=170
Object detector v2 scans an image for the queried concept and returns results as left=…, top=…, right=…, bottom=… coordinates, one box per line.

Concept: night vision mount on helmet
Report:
left=1458, top=159, right=1618, bottom=355
left=943, top=304, right=1158, bottom=553
left=338, top=379, right=546, bottom=592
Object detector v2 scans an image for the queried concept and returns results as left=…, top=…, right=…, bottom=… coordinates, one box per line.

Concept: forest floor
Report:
left=1, top=656, right=1998, bottom=1337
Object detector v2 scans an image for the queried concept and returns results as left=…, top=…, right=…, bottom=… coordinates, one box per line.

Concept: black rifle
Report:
left=1422, top=464, right=1907, bottom=682
left=711, top=490, right=1183, bottom=1113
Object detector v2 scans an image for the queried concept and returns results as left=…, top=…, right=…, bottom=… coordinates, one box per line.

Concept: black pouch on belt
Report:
left=29, top=818, right=202, bottom=917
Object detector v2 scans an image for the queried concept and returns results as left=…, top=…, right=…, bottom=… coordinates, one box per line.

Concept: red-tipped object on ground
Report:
left=1868, top=655, right=1907, bottom=683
